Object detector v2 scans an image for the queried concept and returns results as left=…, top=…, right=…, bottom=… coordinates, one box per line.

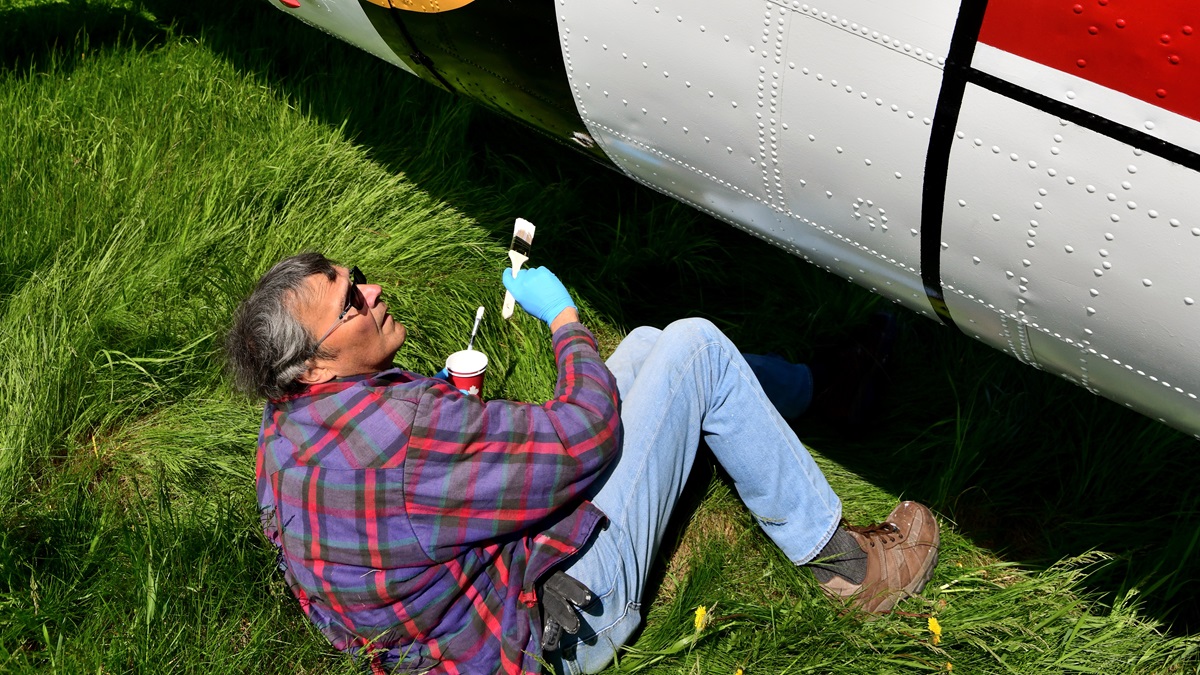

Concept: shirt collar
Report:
left=269, top=367, right=418, bottom=404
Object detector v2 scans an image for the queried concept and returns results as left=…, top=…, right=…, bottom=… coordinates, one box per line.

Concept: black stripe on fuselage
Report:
left=922, top=1, right=1200, bottom=329
left=921, top=0, right=989, bottom=330
left=967, top=69, right=1200, bottom=174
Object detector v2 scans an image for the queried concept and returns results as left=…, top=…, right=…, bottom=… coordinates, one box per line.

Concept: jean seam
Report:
left=607, top=332, right=727, bottom=526
left=600, top=337, right=717, bottom=532
left=574, top=596, right=640, bottom=643
left=723, top=339, right=844, bottom=564
left=565, top=600, right=641, bottom=675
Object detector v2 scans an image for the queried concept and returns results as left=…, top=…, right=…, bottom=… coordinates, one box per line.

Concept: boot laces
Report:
left=844, top=520, right=902, bottom=547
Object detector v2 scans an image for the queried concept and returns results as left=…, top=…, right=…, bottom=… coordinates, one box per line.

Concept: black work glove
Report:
left=538, top=570, right=594, bottom=652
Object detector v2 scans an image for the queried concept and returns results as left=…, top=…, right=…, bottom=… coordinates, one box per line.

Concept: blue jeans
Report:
left=553, top=319, right=841, bottom=674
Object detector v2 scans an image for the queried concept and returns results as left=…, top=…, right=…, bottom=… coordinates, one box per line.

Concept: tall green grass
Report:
left=2, top=0, right=1199, bottom=672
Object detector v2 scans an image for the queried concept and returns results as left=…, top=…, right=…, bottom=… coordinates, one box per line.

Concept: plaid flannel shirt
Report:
left=256, top=323, right=621, bottom=673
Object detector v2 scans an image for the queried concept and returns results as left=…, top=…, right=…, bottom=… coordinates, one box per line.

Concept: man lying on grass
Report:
left=225, top=253, right=940, bottom=674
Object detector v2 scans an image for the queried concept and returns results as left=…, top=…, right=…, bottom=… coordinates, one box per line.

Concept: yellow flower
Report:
left=693, top=605, right=708, bottom=632
left=928, top=617, right=943, bottom=646
left=946, top=663, right=953, bottom=672
left=735, top=669, right=744, bottom=675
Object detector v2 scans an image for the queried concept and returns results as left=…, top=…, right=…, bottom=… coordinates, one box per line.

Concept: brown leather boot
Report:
left=817, top=501, right=940, bottom=613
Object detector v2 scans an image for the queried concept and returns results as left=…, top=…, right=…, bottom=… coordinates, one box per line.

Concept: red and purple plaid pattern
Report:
left=256, top=324, right=621, bottom=673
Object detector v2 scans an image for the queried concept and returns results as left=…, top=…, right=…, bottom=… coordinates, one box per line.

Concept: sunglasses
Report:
left=312, top=266, right=367, bottom=351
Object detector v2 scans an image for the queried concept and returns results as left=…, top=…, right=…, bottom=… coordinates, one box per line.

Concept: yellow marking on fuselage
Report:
left=363, top=0, right=476, bottom=13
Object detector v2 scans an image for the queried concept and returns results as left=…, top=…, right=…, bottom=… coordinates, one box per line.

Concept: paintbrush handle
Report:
left=466, top=306, right=485, bottom=350
left=501, top=251, right=528, bottom=319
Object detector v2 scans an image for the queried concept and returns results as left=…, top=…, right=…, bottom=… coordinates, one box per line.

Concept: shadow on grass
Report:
left=801, top=316, right=1200, bottom=631
left=0, top=1, right=167, bottom=77
left=10, top=0, right=1199, bottom=634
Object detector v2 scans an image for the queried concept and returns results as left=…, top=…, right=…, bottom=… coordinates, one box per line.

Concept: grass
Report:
left=1, top=0, right=1199, bottom=672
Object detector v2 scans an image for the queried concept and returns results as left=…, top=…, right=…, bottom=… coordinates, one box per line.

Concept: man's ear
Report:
left=297, top=360, right=336, bottom=385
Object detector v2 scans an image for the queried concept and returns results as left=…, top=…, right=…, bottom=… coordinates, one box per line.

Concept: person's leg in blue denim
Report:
left=741, top=352, right=814, bottom=420
left=553, top=318, right=841, bottom=674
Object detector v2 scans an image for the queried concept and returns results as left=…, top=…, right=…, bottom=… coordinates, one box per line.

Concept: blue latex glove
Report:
left=501, top=266, right=576, bottom=326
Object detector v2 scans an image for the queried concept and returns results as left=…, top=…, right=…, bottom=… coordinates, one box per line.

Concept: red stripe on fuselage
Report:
left=979, top=0, right=1199, bottom=121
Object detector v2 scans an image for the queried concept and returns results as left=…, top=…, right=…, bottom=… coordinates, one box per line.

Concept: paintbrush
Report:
left=501, top=218, right=536, bottom=319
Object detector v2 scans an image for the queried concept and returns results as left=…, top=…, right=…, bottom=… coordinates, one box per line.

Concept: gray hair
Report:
left=225, top=252, right=338, bottom=400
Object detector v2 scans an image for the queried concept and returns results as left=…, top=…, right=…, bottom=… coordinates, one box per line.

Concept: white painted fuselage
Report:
left=273, top=0, right=1200, bottom=437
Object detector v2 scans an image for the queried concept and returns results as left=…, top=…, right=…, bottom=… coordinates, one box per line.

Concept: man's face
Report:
left=295, top=266, right=407, bottom=381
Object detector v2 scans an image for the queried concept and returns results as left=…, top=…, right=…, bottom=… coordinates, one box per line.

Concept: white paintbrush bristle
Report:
left=510, top=218, right=536, bottom=255
left=514, top=217, right=536, bottom=238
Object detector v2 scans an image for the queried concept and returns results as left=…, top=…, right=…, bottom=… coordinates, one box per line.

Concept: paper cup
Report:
left=446, top=349, right=488, bottom=396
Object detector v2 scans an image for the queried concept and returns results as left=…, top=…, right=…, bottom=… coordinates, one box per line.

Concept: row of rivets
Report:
left=784, top=1, right=945, bottom=67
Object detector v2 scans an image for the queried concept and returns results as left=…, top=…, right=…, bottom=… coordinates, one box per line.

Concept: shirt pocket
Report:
left=275, top=467, right=425, bottom=570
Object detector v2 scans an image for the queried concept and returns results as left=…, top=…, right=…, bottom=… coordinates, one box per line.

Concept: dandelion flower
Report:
left=735, top=669, right=744, bottom=675
left=946, top=663, right=953, bottom=672
left=693, top=605, right=708, bottom=632
left=928, top=617, right=942, bottom=646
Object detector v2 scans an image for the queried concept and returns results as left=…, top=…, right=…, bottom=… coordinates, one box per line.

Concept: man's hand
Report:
left=539, top=570, right=594, bottom=652
left=501, top=266, right=576, bottom=327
